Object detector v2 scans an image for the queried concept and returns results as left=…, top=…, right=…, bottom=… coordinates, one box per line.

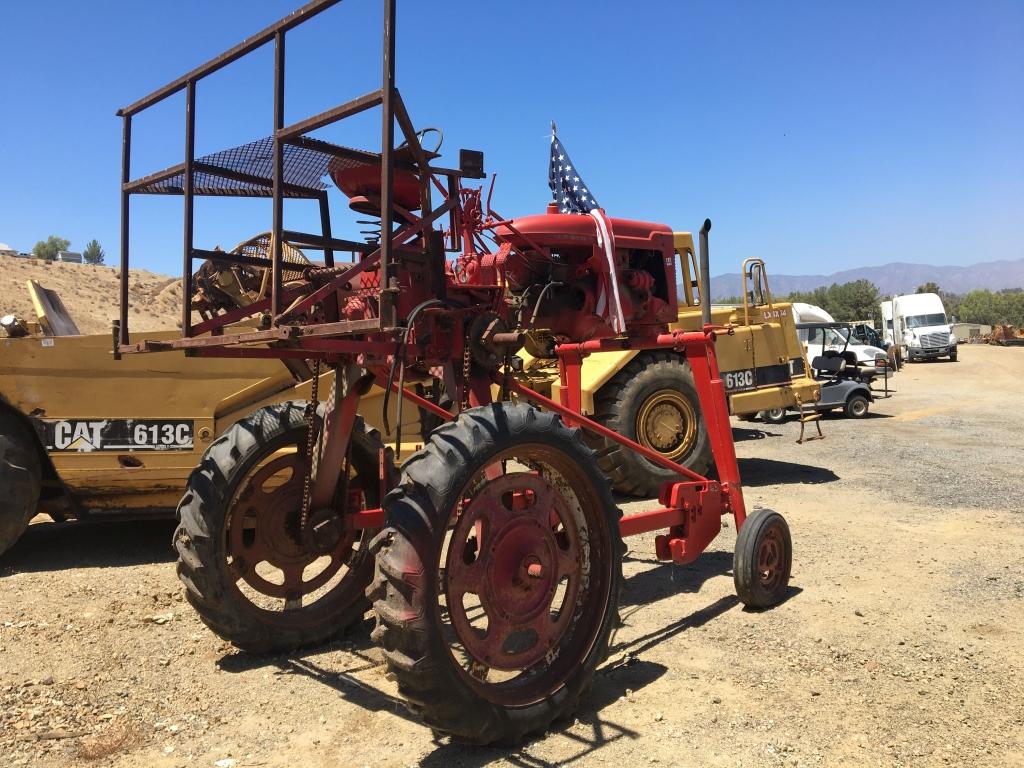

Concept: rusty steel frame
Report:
left=115, top=0, right=752, bottom=572
left=115, top=0, right=475, bottom=354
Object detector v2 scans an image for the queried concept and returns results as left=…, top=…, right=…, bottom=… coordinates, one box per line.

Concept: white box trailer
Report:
left=881, top=293, right=957, bottom=362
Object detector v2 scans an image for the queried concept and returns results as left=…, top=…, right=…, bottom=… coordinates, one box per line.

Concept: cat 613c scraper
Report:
left=0, top=253, right=403, bottom=558
left=115, top=0, right=795, bottom=743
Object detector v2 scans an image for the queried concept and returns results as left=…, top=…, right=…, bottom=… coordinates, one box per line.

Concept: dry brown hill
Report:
left=0, top=256, right=183, bottom=335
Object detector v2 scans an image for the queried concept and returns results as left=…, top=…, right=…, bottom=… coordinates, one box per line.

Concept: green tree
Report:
left=916, top=282, right=941, bottom=294
left=32, top=235, right=71, bottom=261
left=83, top=239, right=105, bottom=265
left=824, top=279, right=881, bottom=323
left=958, top=290, right=998, bottom=325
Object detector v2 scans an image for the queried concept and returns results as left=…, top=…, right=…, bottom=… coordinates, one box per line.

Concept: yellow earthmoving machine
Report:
left=0, top=245, right=402, bottom=558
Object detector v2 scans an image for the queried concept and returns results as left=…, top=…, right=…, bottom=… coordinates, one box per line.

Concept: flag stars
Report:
left=548, top=133, right=600, bottom=214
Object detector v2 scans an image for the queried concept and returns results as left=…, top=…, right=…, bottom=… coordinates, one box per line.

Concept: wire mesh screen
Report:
left=136, top=136, right=372, bottom=198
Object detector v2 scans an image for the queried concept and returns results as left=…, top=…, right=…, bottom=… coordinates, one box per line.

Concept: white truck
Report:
left=881, top=293, right=957, bottom=363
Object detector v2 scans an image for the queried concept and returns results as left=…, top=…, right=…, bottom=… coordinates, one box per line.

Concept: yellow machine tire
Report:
left=0, top=412, right=42, bottom=558
left=590, top=351, right=712, bottom=497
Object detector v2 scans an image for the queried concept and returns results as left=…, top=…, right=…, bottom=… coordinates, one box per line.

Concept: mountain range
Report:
left=700, top=257, right=1024, bottom=301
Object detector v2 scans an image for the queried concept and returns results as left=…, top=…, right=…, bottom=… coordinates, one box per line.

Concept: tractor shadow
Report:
left=620, top=550, right=733, bottom=608
left=214, top=548, right=786, bottom=766
left=738, top=457, right=839, bottom=486
left=419, top=656, right=668, bottom=768
left=216, top=618, right=671, bottom=765
left=218, top=620, right=420, bottom=724
left=0, top=517, right=176, bottom=574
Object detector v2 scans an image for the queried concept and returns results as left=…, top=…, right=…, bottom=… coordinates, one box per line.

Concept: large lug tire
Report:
left=844, top=394, right=870, bottom=419
left=369, top=403, right=623, bottom=744
left=0, top=413, right=42, bottom=558
left=590, top=351, right=712, bottom=497
left=174, top=401, right=395, bottom=653
left=734, top=508, right=792, bottom=609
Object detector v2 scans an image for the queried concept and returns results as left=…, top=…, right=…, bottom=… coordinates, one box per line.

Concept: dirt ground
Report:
left=0, top=256, right=182, bottom=335
left=2, top=344, right=1022, bottom=768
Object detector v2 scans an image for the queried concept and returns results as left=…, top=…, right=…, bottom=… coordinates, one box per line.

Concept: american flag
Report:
left=548, top=130, right=600, bottom=214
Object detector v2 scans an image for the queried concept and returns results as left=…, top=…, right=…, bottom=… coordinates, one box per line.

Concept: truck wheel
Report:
left=0, top=413, right=42, bottom=558
left=369, top=403, right=623, bottom=744
left=949, top=348, right=958, bottom=362
left=591, top=352, right=711, bottom=497
left=734, top=508, right=792, bottom=609
left=761, top=407, right=787, bottom=425
left=174, top=401, right=395, bottom=653
left=844, top=394, right=869, bottom=418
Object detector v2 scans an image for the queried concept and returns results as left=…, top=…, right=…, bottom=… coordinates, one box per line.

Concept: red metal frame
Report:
left=509, top=326, right=746, bottom=565
left=116, top=0, right=755, bottom=578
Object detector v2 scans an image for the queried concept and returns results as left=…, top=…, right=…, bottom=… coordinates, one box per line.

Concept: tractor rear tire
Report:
left=590, top=351, right=712, bottom=497
left=174, top=401, right=394, bottom=653
left=0, top=413, right=42, bottom=558
left=369, top=403, right=623, bottom=744
left=734, top=508, right=792, bottom=609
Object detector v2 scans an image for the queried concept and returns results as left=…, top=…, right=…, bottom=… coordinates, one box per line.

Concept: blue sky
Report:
left=1, top=0, right=1021, bottom=278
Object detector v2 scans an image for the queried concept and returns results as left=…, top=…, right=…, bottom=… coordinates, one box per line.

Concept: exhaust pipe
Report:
left=698, top=218, right=712, bottom=326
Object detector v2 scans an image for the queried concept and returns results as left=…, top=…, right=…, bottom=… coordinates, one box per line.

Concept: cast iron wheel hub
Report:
left=227, top=452, right=356, bottom=604
left=446, top=473, right=582, bottom=672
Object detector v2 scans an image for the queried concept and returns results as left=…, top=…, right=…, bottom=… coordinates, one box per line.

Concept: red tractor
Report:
left=116, top=0, right=792, bottom=743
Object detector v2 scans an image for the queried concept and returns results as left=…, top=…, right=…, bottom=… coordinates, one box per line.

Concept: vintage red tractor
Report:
left=115, top=0, right=793, bottom=743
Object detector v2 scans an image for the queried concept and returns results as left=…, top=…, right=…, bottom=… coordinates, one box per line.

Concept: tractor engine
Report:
left=331, top=155, right=680, bottom=354
left=491, top=203, right=679, bottom=346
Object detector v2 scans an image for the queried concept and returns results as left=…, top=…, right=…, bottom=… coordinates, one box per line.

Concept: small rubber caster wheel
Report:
left=734, top=508, right=792, bottom=608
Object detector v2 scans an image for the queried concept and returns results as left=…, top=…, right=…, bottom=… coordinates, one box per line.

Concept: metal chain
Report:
left=461, top=334, right=472, bottom=410
left=300, top=358, right=321, bottom=529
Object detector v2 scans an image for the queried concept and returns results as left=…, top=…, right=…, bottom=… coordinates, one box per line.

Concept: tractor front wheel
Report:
left=734, top=509, right=792, bottom=609
left=0, top=413, right=42, bottom=558
left=174, top=401, right=394, bottom=653
left=369, top=403, right=623, bottom=744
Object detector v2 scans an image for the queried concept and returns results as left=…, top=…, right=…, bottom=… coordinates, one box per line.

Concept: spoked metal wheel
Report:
left=174, top=402, right=395, bottom=652
left=733, top=508, right=792, bottom=609
left=226, top=451, right=359, bottom=615
left=370, top=403, right=623, bottom=743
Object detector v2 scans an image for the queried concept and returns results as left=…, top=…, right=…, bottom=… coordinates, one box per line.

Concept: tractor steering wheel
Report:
left=399, top=127, right=443, bottom=154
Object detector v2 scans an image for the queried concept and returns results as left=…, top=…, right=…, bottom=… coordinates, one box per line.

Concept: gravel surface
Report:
left=1, top=344, right=1022, bottom=767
